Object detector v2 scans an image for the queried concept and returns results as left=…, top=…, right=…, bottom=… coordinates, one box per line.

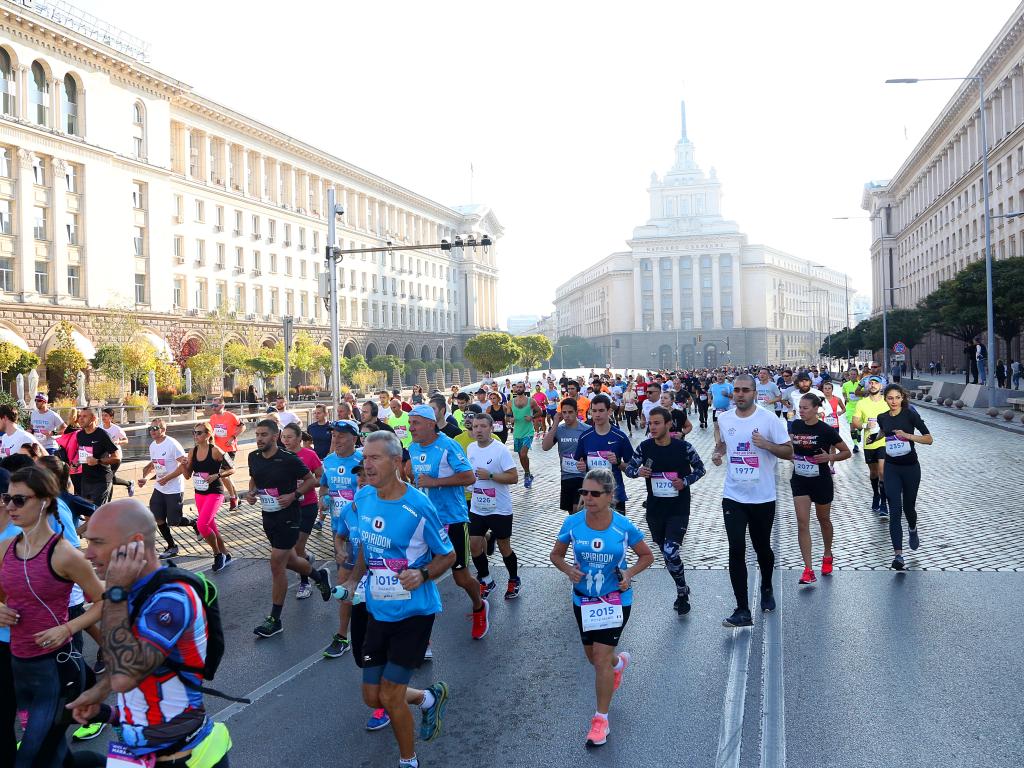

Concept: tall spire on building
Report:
left=680, top=100, right=687, bottom=140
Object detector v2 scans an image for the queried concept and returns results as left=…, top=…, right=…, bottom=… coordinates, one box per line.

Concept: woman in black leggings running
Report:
left=693, top=382, right=710, bottom=429
left=877, top=384, right=932, bottom=570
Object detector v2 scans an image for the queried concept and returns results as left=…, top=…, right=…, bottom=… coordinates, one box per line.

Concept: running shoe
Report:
left=821, top=555, right=834, bottom=576
left=93, top=648, right=105, bottom=675
left=585, top=715, right=610, bottom=747
left=891, top=555, right=905, bottom=571
left=908, top=529, right=920, bottom=551
left=505, top=576, right=522, bottom=600
left=315, top=567, right=333, bottom=601
left=673, top=588, right=691, bottom=615
left=159, top=545, right=179, bottom=560
left=479, top=578, right=496, bottom=599
left=871, top=502, right=880, bottom=515
left=71, top=722, right=106, bottom=742
left=524, top=473, right=533, bottom=489
left=254, top=616, right=283, bottom=638
left=852, top=444, right=860, bottom=453
left=366, top=707, right=390, bottom=731
left=798, top=568, right=816, bottom=585
left=221, top=553, right=233, bottom=570
left=423, top=644, right=433, bottom=661
left=418, top=682, right=449, bottom=742
left=760, top=586, right=777, bottom=612
left=229, top=496, right=238, bottom=510
left=296, top=582, right=313, bottom=600
left=212, top=553, right=225, bottom=572
left=878, top=507, right=889, bottom=519
left=312, top=520, right=324, bottom=531
left=323, top=634, right=351, bottom=658
left=613, top=651, right=631, bottom=691
left=126, top=481, right=135, bottom=498
left=722, top=608, right=753, bottom=628
left=191, top=520, right=203, bottom=541
left=471, top=600, right=490, bottom=640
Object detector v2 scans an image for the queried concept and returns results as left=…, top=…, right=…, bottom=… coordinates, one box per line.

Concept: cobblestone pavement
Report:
left=136, top=406, right=1023, bottom=572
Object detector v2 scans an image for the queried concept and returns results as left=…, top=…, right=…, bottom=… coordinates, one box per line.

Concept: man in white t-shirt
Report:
left=274, top=395, right=300, bottom=429
left=711, top=374, right=793, bottom=629
left=136, top=417, right=195, bottom=559
left=0, top=403, right=42, bottom=457
left=29, top=393, right=64, bottom=453
left=466, top=412, right=521, bottom=601
left=787, top=372, right=826, bottom=420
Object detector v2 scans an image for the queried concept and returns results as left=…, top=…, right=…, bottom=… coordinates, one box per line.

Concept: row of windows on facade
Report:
left=640, top=311, right=736, bottom=331
left=640, top=253, right=734, bottom=270
left=175, top=123, right=455, bottom=248
left=662, top=195, right=708, bottom=218
left=0, top=258, right=78, bottom=296
left=0, top=51, right=81, bottom=135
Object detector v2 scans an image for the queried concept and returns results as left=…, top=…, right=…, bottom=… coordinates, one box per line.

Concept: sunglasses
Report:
left=734, top=387, right=754, bottom=392
left=2, top=493, right=36, bottom=508
left=149, top=426, right=164, bottom=432
left=578, top=489, right=607, bottom=498
left=193, top=430, right=208, bottom=435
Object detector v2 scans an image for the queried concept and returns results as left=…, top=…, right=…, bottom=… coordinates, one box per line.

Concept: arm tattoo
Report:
left=102, top=600, right=165, bottom=687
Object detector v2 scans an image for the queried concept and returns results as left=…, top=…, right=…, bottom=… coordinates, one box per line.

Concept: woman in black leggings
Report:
left=693, top=383, right=710, bottom=429
left=877, top=384, right=932, bottom=571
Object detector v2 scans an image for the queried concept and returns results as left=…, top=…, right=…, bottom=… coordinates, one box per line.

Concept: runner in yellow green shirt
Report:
left=851, top=376, right=889, bottom=517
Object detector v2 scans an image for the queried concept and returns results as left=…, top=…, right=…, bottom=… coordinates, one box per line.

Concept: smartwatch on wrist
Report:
left=418, top=567, right=430, bottom=584
left=103, top=586, right=129, bottom=603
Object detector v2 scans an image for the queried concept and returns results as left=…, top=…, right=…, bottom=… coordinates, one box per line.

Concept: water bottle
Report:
left=331, top=585, right=350, bottom=601
left=352, top=591, right=364, bottom=606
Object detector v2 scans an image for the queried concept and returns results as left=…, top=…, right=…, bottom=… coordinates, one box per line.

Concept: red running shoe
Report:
left=585, top=716, right=609, bottom=747
left=471, top=599, right=490, bottom=640
left=821, top=555, right=834, bottom=576
left=798, top=567, right=816, bottom=585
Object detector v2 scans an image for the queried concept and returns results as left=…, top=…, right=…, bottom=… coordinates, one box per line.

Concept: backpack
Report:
left=129, top=567, right=249, bottom=703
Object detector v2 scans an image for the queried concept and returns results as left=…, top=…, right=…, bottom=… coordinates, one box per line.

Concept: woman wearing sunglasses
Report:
left=549, top=468, right=653, bottom=749
left=182, top=422, right=234, bottom=572
left=0, top=465, right=104, bottom=767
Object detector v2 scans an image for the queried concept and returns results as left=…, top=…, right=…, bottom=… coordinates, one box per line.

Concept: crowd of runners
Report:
left=0, top=360, right=935, bottom=766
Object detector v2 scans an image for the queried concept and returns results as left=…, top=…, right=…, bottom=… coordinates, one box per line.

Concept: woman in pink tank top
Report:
left=0, top=465, right=104, bottom=767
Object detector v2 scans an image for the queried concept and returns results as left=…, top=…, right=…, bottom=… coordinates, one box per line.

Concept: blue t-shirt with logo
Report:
left=572, top=425, right=635, bottom=503
left=557, top=511, right=644, bottom=607
left=408, top=433, right=472, bottom=525
left=709, top=382, right=734, bottom=410
left=354, top=484, right=454, bottom=622
left=320, top=449, right=363, bottom=529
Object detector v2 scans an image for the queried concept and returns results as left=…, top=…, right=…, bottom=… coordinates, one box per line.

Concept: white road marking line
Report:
left=759, top=589, right=786, bottom=768
left=714, top=568, right=759, bottom=768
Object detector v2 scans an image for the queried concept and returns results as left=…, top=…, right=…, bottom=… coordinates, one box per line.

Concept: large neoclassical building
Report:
left=554, top=102, right=850, bottom=370
left=0, top=0, right=500, bottom=374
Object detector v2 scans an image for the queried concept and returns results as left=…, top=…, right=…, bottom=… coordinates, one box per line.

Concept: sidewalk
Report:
left=912, top=374, right=1024, bottom=434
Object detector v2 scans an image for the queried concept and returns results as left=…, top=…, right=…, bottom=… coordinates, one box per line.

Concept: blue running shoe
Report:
left=908, top=528, right=920, bottom=551
left=524, top=473, right=533, bottom=489
left=366, top=707, right=390, bottom=731
left=419, top=682, right=449, bottom=742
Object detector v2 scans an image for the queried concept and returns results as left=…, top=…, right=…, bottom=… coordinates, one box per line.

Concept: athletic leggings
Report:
left=195, top=492, right=224, bottom=538
left=883, top=462, right=921, bottom=551
left=722, top=499, right=776, bottom=611
left=624, top=409, right=639, bottom=431
left=646, top=504, right=690, bottom=594
left=12, top=654, right=68, bottom=768
left=696, top=401, right=709, bottom=425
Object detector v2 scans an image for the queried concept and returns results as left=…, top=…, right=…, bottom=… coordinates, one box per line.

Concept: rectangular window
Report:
left=134, top=226, right=145, bottom=256
left=286, top=256, right=292, bottom=276
left=173, top=278, right=183, bottom=308
left=299, top=227, right=306, bottom=249
left=268, top=219, right=276, bottom=242
left=195, top=240, right=205, bottom=265
left=195, top=199, right=205, bottom=222
left=216, top=243, right=225, bottom=269
left=312, top=231, right=319, bottom=253
left=67, top=265, right=80, bottom=296
left=64, top=164, right=77, bottom=193
left=0, top=257, right=13, bottom=291
left=252, top=214, right=260, bottom=236
left=254, top=251, right=262, bottom=272
left=0, top=148, right=10, bottom=178
left=284, top=223, right=291, bottom=245
left=174, top=194, right=183, bottom=222
left=300, top=260, right=307, bottom=278
left=65, top=214, right=79, bottom=245
left=134, top=273, right=146, bottom=304
left=195, top=280, right=207, bottom=310
left=32, top=156, right=45, bottom=185
left=269, top=253, right=278, bottom=273
left=0, top=199, right=10, bottom=235
left=133, top=136, right=143, bottom=159
left=132, top=182, right=144, bottom=209
left=33, top=207, right=47, bottom=240
left=34, top=260, right=49, bottom=294
left=215, top=281, right=225, bottom=308
left=173, top=235, right=183, bottom=261
left=234, top=210, right=243, bottom=235
left=216, top=205, right=224, bottom=229
left=235, top=247, right=244, bottom=268
left=235, top=285, right=244, bottom=312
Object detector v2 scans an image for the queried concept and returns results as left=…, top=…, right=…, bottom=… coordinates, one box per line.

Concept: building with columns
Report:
left=0, top=0, right=500, bottom=382
left=862, top=2, right=1024, bottom=368
left=554, top=101, right=850, bottom=369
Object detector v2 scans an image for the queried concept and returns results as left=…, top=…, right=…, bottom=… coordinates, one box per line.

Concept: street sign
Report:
left=892, top=341, right=907, bottom=354
left=857, top=349, right=872, bottom=362
left=891, top=354, right=905, bottom=362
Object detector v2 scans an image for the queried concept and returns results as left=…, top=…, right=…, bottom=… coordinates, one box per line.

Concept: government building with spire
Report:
left=553, top=101, right=850, bottom=370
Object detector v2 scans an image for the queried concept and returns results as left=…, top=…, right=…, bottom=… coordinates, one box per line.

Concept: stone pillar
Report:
left=690, top=258, right=702, bottom=329
left=17, top=66, right=28, bottom=122
left=651, top=255, right=662, bottom=330
left=50, top=78, right=61, bottom=132
left=731, top=252, right=742, bottom=327
left=712, top=254, right=721, bottom=329
left=51, top=158, right=67, bottom=301
left=671, top=255, right=680, bottom=329
left=16, top=149, right=35, bottom=297
left=632, top=261, right=642, bottom=330
left=184, top=128, right=194, bottom=180
left=198, top=132, right=210, bottom=182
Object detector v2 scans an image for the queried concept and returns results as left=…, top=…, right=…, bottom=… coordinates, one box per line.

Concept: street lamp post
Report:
left=887, top=76, right=996, bottom=401
left=811, top=264, right=849, bottom=365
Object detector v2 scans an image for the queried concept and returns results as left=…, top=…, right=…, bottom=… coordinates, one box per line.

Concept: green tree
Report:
left=463, top=332, right=522, bottom=374
left=45, top=320, right=87, bottom=399
left=515, top=335, right=554, bottom=371
left=10, top=351, right=40, bottom=376
left=991, top=258, right=1024, bottom=354
left=369, top=355, right=405, bottom=378
left=0, top=341, right=20, bottom=374
left=340, top=354, right=369, bottom=382
left=885, top=308, right=928, bottom=372
left=551, top=336, right=602, bottom=368
left=855, top=317, right=884, bottom=353
left=247, top=354, right=284, bottom=378
left=918, top=276, right=984, bottom=346
left=187, top=351, right=223, bottom=393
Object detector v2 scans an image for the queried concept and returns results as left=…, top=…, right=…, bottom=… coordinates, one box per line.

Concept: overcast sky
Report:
left=76, top=0, right=1019, bottom=327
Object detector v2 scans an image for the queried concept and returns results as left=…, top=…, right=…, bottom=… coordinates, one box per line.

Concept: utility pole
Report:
left=324, top=187, right=345, bottom=411
left=282, top=315, right=293, bottom=403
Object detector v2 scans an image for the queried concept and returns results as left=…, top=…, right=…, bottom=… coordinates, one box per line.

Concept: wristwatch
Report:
left=418, top=567, right=430, bottom=584
left=103, top=586, right=129, bottom=603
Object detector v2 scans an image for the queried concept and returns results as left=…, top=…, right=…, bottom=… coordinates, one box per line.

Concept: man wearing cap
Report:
left=29, top=393, right=64, bottom=455
left=855, top=362, right=888, bottom=397
left=851, top=375, right=890, bottom=517
left=407, top=404, right=489, bottom=641
left=786, top=372, right=826, bottom=420
left=319, top=419, right=364, bottom=658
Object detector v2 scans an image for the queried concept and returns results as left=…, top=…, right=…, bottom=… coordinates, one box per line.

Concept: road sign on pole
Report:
left=857, top=349, right=872, bottom=362
left=892, top=341, right=907, bottom=354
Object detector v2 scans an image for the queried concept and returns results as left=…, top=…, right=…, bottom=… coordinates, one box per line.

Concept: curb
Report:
left=913, top=399, right=1024, bottom=435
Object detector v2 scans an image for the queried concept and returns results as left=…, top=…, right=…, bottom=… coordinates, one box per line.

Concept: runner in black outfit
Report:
left=693, top=382, right=710, bottom=429
left=624, top=406, right=706, bottom=615
left=877, top=384, right=933, bottom=571
left=787, top=393, right=851, bottom=585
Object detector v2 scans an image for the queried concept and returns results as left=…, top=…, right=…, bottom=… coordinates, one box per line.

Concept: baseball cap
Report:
left=466, top=403, right=484, bottom=414
left=868, top=375, right=884, bottom=384
left=410, top=404, right=436, bottom=420
left=329, top=419, right=360, bottom=436
left=795, top=372, right=812, bottom=382
left=34, top=393, right=47, bottom=402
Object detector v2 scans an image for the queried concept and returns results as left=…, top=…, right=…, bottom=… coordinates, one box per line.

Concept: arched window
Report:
left=0, top=49, right=15, bottom=117
left=62, top=74, right=78, bottom=135
left=30, top=62, right=48, bottom=126
left=132, top=101, right=145, bottom=159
